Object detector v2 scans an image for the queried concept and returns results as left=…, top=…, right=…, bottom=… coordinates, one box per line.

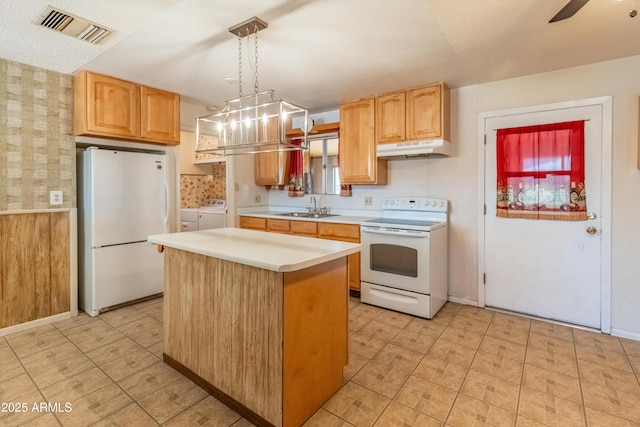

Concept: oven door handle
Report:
left=361, top=226, right=430, bottom=237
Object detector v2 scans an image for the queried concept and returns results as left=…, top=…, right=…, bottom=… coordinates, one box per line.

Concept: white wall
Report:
left=247, top=55, right=640, bottom=337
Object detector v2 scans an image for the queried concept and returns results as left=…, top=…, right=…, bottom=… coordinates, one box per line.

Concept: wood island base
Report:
left=162, top=247, right=349, bottom=427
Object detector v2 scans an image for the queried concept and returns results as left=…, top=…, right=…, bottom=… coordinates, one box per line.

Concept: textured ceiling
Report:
left=1, top=0, right=640, bottom=112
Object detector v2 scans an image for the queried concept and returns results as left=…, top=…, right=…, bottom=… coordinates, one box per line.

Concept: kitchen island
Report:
left=148, top=228, right=360, bottom=427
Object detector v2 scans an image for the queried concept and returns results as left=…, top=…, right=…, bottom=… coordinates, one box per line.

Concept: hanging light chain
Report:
left=237, top=30, right=243, bottom=98
left=254, top=24, right=259, bottom=94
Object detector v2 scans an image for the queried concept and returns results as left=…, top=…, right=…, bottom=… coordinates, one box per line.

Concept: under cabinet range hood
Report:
left=376, top=139, right=451, bottom=159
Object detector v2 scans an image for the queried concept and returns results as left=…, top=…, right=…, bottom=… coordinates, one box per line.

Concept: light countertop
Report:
left=148, top=227, right=361, bottom=273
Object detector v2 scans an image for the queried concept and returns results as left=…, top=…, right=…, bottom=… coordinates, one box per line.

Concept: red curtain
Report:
left=288, top=139, right=304, bottom=197
left=496, top=120, right=587, bottom=221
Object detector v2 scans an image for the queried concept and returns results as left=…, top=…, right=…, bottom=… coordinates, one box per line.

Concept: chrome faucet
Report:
left=309, top=196, right=317, bottom=214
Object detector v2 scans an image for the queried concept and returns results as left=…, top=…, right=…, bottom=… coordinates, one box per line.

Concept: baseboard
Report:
left=447, top=295, right=478, bottom=306
left=0, top=312, right=71, bottom=337
left=611, top=328, right=640, bottom=342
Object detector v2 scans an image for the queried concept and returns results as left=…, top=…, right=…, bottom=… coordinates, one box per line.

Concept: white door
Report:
left=483, top=100, right=609, bottom=329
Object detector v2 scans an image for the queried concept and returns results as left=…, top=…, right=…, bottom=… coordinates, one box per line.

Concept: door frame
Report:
left=477, top=96, right=612, bottom=333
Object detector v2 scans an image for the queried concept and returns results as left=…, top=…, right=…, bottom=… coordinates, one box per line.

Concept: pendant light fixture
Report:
left=195, top=17, right=309, bottom=156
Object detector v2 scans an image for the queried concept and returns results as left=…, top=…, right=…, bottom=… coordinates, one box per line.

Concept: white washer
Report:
left=180, top=208, right=199, bottom=232
left=198, top=199, right=227, bottom=230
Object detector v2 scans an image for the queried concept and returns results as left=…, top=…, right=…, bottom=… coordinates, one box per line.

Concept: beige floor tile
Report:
left=0, top=372, right=40, bottom=402
left=231, top=418, right=258, bottom=427
left=99, top=306, right=148, bottom=328
left=324, top=381, right=390, bottom=427
left=448, top=315, right=491, bottom=335
left=374, top=401, right=442, bottom=427
left=446, top=393, right=515, bottom=427
left=56, top=383, right=132, bottom=426
left=405, top=317, right=447, bottom=337
left=486, top=322, right=530, bottom=346
left=578, top=359, right=640, bottom=395
left=0, top=344, right=26, bottom=382
left=621, top=338, right=640, bottom=358
left=138, top=375, right=207, bottom=424
left=63, top=320, right=125, bottom=353
left=582, top=380, right=640, bottom=424
left=390, top=329, right=437, bottom=354
left=456, top=306, right=495, bottom=324
left=303, top=408, right=355, bottom=426
left=116, top=315, right=162, bottom=337
left=91, top=403, right=158, bottom=427
left=490, top=312, right=531, bottom=331
left=521, top=364, right=582, bottom=403
left=21, top=343, right=95, bottom=389
left=518, top=386, right=585, bottom=427
left=40, top=366, right=113, bottom=402
left=575, top=343, right=633, bottom=372
left=0, top=388, right=52, bottom=427
left=585, top=407, right=640, bottom=427
left=20, top=413, right=62, bottom=426
left=515, top=415, right=552, bottom=426
left=574, top=329, right=624, bottom=353
left=375, top=310, right=414, bottom=329
left=439, top=301, right=463, bottom=315
left=146, top=340, right=164, bottom=359
left=352, top=344, right=422, bottom=398
left=85, top=336, right=145, bottom=366
left=470, top=350, right=524, bottom=383
left=117, top=361, right=182, bottom=401
left=412, top=356, right=468, bottom=391
left=358, top=320, right=402, bottom=342
left=344, top=351, right=371, bottom=382
left=528, top=332, right=576, bottom=356
left=529, top=320, right=574, bottom=342
left=478, top=335, right=527, bottom=362
left=439, top=326, right=485, bottom=349
left=350, top=315, right=372, bottom=333
left=5, top=324, right=69, bottom=358
left=350, top=332, right=388, bottom=359
left=131, top=296, right=163, bottom=311
left=394, top=375, right=457, bottom=421
left=629, top=355, right=640, bottom=376
left=163, top=395, right=241, bottom=427
left=100, top=348, right=160, bottom=382
left=52, top=312, right=100, bottom=332
left=351, top=304, right=385, bottom=320
left=127, top=324, right=163, bottom=348
left=525, top=346, right=579, bottom=377
left=460, top=369, right=520, bottom=413
left=430, top=310, right=457, bottom=326
left=142, top=304, right=163, bottom=322
left=428, top=339, right=477, bottom=368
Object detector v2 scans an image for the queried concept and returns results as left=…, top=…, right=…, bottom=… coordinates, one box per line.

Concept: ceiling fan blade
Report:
left=549, top=0, right=590, bottom=23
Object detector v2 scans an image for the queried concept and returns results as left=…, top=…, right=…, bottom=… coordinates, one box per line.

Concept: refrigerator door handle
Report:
left=163, top=182, right=170, bottom=229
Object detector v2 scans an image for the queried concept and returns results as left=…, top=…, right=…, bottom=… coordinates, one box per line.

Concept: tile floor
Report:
left=1, top=297, right=640, bottom=426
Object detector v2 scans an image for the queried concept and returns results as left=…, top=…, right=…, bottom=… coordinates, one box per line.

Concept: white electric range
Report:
left=360, top=197, right=449, bottom=319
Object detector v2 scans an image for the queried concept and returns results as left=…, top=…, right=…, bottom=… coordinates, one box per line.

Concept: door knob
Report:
left=587, top=212, right=597, bottom=220
left=586, top=226, right=597, bottom=235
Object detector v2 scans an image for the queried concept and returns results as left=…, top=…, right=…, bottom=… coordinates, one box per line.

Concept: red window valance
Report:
left=496, top=120, right=587, bottom=221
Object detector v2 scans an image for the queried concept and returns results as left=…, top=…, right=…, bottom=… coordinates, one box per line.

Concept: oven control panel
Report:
left=382, top=197, right=448, bottom=212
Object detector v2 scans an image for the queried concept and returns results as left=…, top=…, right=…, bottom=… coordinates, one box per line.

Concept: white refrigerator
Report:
left=78, top=147, right=168, bottom=316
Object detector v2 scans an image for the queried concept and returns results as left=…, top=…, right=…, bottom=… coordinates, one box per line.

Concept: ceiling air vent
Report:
left=33, top=6, right=112, bottom=44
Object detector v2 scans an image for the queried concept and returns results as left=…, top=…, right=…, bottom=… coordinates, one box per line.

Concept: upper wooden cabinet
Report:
left=255, top=150, right=290, bottom=187
left=339, top=97, right=387, bottom=185
left=75, top=70, right=180, bottom=145
left=377, top=82, right=450, bottom=144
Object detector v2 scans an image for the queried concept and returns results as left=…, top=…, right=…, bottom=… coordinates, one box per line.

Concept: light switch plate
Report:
left=50, top=190, right=63, bottom=205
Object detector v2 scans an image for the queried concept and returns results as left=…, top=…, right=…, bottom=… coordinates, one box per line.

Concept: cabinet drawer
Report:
left=317, top=223, right=360, bottom=242
left=267, top=218, right=290, bottom=234
left=239, top=216, right=266, bottom=230
left=290, top=220, right=317, bottom=237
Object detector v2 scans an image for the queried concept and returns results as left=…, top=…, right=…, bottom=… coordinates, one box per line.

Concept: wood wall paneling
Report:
left=50, top=212, right=71, bottom=315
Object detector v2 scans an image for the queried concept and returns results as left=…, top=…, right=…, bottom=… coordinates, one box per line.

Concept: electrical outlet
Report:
left=254, top=195, right=261, bottom=204
left=50, top=190, right=63, bottom=206
left=364, top=196, right=373, bottom=206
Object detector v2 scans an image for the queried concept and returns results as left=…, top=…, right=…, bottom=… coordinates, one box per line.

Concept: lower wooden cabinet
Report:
left=0, top=212, right=71, bottom=328
left=239, top=216, right=361, bottom=291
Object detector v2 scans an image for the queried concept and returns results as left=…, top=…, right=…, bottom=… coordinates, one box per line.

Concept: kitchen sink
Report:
left=275, top=212, right=338, bottom=218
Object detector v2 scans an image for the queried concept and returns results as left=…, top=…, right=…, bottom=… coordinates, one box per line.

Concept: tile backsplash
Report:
left=180, top=162, right=226, bottom=208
